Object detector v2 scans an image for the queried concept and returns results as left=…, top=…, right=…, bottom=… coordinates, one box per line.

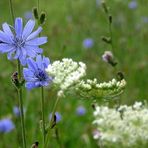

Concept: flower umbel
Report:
left=23, top=55, right=52, bottom=90
left=93, top=102, right=148, bottom=147
left=0, top=17, right=47, bottom=65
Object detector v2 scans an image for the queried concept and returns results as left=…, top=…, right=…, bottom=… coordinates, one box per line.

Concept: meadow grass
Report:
left=0, top=0, right=147, bottom=147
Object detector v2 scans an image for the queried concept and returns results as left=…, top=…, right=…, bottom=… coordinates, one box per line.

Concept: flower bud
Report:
left=102, top=51, right=117, bottom=66
left=101, top=36, right=111, bottom=44
left=39, top=12, right=46, bottom=25
left=33, top=7, right=39, bottom=19
left=101, top=1, right=108, bottom=14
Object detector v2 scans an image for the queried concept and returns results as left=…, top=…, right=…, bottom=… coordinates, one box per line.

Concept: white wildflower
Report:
left=93, top=102, right=148, bottom=147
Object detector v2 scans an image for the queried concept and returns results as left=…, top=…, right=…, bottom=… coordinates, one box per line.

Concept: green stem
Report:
left=37, top=0, right=40, bottom=12
left=44, top=96, right=61, bottom=148
left=17, top=60, right=26, bottom=148
left=9, top=0, right=26, bottom=147
left=109, top=20, right=114, bottom=54
left=41, top=86, right=46, bottom=146
left=9, top=0, right=15, bottom=23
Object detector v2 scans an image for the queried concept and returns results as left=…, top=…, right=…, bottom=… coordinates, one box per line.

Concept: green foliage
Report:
left=0, top=0, right=147, bottom=147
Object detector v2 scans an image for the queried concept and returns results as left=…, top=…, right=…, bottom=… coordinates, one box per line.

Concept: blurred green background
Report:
left=0, top=0, right=147, bottom=147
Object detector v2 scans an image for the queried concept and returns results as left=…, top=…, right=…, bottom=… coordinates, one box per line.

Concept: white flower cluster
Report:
left=46, top=58, right=126, bottom=99
left=46, top=58, right=86, bottom=97
left=93, top=102, right=148, bottom=147
left=75, top=78, right=126, bottom=99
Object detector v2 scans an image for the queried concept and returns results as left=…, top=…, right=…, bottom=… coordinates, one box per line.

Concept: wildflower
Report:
left=13, top=106, right=26, bottom=117
left=24, top=11, right=33, bottom=20
left=141, top=16, right=148, bottom=23
left=0, top=17, right=47, bottom=65
left=92, top=129, right=101, bottom=139
left=23, top=55, right=52, bottom=90
left=76, top=106, right=86, bottom=116
left=46, top=58, right=86, bottom=97
left=82, top=38, right=94, bottom=49
left=93, top=102, right=148, bottom=147
left=0, top=118, right=15, bottom=133
left=102, top=51, right=117, bottom=66
left=13, top=106, right=20, bottom=117
left=49, top=112, right=62, bottom=123
left=96, top=0, right=101, bottom=7
left=128, top=0, right=138, bottom=9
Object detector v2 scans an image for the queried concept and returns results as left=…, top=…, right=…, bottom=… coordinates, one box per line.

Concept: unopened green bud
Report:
left=39, top=12, right=46, bottom=25
left=109, top=15, right=112, bottom=24
left=33, top=7, right=39, bottom=19
left=117, top=72, right=124, bottom=81
left=101, top=36, right=111, bottom=44
left=101, top=1, right=108, bottom=14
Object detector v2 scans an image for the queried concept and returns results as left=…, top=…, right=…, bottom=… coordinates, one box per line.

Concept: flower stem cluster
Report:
left=46, top=58, right=86, bottom=97
left=93, top=102, right=148, bottom=147
left=46, top=58, right=126, bottom=99
left=75, top=78, right=126, bottom=99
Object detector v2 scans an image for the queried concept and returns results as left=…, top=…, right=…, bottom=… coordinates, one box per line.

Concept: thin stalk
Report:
left=55, top=127, right=62, bottom=148
left=9, top=0, right=15, bottom=23
left=44, top=96, right=61, bottom=148
left=41, top=86, right=46, bottom=145
left=9, top=0, right=26, bottom=147
left=17, top=60, right=26, bottom=148
left=37, top=0, right=40, bottom=12
left=108, top=19, right=114, bottom=54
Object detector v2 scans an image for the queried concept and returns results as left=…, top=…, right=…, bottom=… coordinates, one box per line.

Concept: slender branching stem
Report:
left=109, top=20, right=114, bottom=53
left=41, top=86, right=46, bottom=146
left=17, top=60, right=26, bottom=148
left=44, top=96, right=61, bottom=148
left=9, top=1, right=26, bottom=147
left=9, top=0, right=15, bottom=23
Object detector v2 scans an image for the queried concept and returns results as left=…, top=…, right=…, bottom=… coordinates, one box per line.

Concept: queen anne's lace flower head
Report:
left=46, top=58, right=86, bottom=97
left=23, top=55, right=52, bottom=90
left=46, top=58, right=126, bottom=99
left=93, top=102, right=148, bottom=147
left=0, top=17, right=47, bottom=65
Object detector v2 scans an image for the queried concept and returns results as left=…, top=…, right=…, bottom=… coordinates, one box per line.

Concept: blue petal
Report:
left=0, top=31, right=12, bottom=43
left=25, top=82, right=37, bottom=90
left=36, top=55, right=43, bottom=69
left=0, top=43, right=15, bottom=53
left=26, top=37, right=47, bottom=46
left=35, top=81, right=41, bottom=87
left=43, top=57, right=50, bottom=68
left=25, top=46, right=37, bottom=57
left=14, top=48, right=21, bottom=59
left=26, top=27, right=42, bottom=41
left=23, top=68, right=34, bottom=77
left=2, top=23, right=13, bottom=41
left=22, top=20, right=35, bottom=39
left=27, top=58, right=37, bottom=71
left=21, top=47, right=27, bottom=59
left=35, top=47, right=43, bottom=54
left=19, top=56, right=27, bottom=66
left=15, top=18, right=23, bottom=37
left=42, top=81, right=49, bottom=86
left=7, top=50, right=15, bottom=60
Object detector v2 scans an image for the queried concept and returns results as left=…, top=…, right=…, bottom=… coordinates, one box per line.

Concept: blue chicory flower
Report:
left=0, top=118, right=15, bottom=133
left=128, top=1, right=138, bottom=9
left=24, top=11, right=33, bottom=20
left=76, top=106, right=86, bottom=116
left=23, top=55, right=52, bottom=90
left=82, top=38, right=94, bottom=49
left=0, top=17, right=47, bottom=65
left=141, top=16, right=148, bottom=24
left=13, top=106, right=20, bottom=117
left=49, top=112, right=62, bottom=123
